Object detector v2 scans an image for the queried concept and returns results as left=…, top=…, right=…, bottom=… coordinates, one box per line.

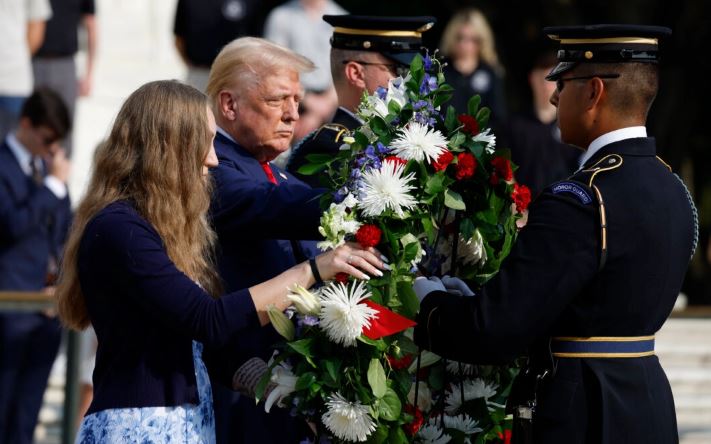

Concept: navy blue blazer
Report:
left=78, top=201, right=260, bottom=414
left=210, top=132, right=324, bottom=293
left=0, top=140, right=71, bottom=291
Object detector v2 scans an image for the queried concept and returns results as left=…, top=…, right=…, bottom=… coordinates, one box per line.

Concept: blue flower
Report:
left=376, top=142, right=390, bottom=154
left=413, top=100, right=429, bottom=111
left=376, top=86, right=387, bottom=100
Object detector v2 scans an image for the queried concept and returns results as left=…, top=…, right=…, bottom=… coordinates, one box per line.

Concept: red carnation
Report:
left=355, top=224, right=382, bottom=248
left=457, top=114, right=480, bottom=136
left=498, top=429, right=513, bottom=444
left=403, top=405, right=424, bottom=436
left=386, top=354, right=414, bottom=370
left=334, top=272, right=349, bottom=284
left=432, top=150, right=454, bottom=172
left=385, top=156, right=407, bottom=167
left=455, top=152, right=477, bottom=180
left=490, top=156, right=513, bottom=184
left=512, top=183, right=532, bottom=213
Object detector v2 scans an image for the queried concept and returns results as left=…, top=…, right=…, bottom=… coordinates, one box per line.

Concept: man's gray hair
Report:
left=206, top=37, right=315, bottom=103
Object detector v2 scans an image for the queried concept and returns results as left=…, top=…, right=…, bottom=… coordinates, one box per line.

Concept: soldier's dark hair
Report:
left=576, top=62, right=659, bottom=119
left=20, top=87, right=71, bottom=139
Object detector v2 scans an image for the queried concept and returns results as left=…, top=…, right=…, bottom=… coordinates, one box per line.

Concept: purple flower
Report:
left=376, top=86, right=387, bottom=100
left=419, top=73, right=438, bottom=95
left=391, top=117, right=401, bottom=126
left=376, top=142, right=390, bottom=154
left=424, top=54, right=433, bottom=71
left=413, top=100, right=429, bottom=111
left=300, top=315, right=320, bottom=327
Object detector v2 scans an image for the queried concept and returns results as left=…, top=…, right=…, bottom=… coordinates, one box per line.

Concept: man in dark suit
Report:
left=413, top=25, right=696, bottom=443
left=206, top=37, right=354, bottom=444
left=286, top=15, right=436, bottom=187
left=0, top=88, right=71, bottom=444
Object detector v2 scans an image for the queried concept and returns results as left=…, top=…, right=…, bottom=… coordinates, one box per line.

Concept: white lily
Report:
left=287, top=284, right=321, bottom=316
left=264, top=363, right=298, bottom=413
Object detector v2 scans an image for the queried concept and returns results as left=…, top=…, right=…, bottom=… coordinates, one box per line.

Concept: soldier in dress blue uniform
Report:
left=413, top=25, right=697, bottom=444
left=286, top=15, right=436, bottom=187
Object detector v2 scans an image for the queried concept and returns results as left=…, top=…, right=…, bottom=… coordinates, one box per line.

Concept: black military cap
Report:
left=543, top=24, right=672, bottom=80
left=323, top=15, right=436, bottom=66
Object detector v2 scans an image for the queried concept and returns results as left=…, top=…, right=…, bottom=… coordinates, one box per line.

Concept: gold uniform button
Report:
left=585, top=50, right=594, bottom=59
left=363, top=41, right=371, bottom=49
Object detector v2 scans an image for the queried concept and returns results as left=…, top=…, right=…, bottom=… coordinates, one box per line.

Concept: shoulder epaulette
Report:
left=314, top=123, right=350, bottom=144
left=580, top=154, right=623, bottom=187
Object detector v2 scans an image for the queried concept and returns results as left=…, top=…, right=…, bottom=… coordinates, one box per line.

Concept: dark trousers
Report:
left=0, top=313, right=62, bottom=444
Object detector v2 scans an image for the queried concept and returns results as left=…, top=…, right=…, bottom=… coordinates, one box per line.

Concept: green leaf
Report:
left=296, top=162, right=327, bottom=175
left=387, top=422, right=408, bottom=443
left=378, top=387, right=402, bottom=421
left=287, top=338, right=314, bottom=359
left=449, top=132, right=466, bottom=148
left=476, top=106, right=491, bottom=128
left=323, top=359, right=341, bottom=386
left=305, top=153, right=335, bottom=163
left=433, top=92, right=453, bottom=109
left=467, top=95, right=482, bottom=116
left=254, top=371, right=272, bottom=402
left=402, top=241, right=420, bottom=264
left=295, top=372, right=317, bottom=391
left=444, top=105, right=458, bottom=132
left=396, top=280, right=419, bottom=318
left=358, top=335, right=388, bottom=351
left=368, top=359, right=387, bottom=398
left=387, top=99, right=402, bottom=115
left=367, top=424, right=389, bottom=444
left=444, top=189, right=466, bottom=210
left=425, top=174, right=446, bottom=195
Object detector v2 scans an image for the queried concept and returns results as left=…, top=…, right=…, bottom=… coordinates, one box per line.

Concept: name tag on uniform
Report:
left=551, top=181, right=592, bottom=205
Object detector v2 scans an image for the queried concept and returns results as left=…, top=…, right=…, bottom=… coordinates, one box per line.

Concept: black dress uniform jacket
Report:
left=415, top=137, right=696, bottom=443
left=287, top=107, right=360, bottom=187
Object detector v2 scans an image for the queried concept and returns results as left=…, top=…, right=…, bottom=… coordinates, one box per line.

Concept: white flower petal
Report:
left=322, top=392, right=376, bottom=442
left=443, top=414, right=483, bottom=435
left=445, top=379, right=499, bottom=414
left=360, top=161, right=418, bottom=218
left=417, top=419, right=452, bottom=444
left=390, top=122, right=448, bottom=164
left=319, top=281, right=378, bottom=347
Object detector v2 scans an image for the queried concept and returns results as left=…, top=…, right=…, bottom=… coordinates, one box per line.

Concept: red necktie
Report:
left=260, top=162, right=278, bottom=185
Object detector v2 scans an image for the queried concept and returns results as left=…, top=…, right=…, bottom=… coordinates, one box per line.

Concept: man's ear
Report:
left=584, top=77, right=606, bottom=112
left=344, top=62, right=367, bottom=90
left=218, top=91, right=238, bottom=121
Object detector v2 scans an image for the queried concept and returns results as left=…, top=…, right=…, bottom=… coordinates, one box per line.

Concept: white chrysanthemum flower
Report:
left=471, top=128, right=496, bottom=153
left=417, top=420, right=451, bottom=444
left=459, top=229, right=487, bottom=267
left=445, top=379, right=499, bottom=414
left=390, top=122, right=448, bottom=164
left=322, top=392, right=376, bottom=442
left=443, top=414, right=483, bottom=435
left=408, top=381, right=433, bottom=412
left=360, top=161, right=417, bottom=218
left=319, top=281, right=378, bottom=347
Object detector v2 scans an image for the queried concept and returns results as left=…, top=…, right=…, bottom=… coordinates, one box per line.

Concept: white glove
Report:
left=413, top=276, right=446, bottom=301
left=441, top=275, right=475, bottom=297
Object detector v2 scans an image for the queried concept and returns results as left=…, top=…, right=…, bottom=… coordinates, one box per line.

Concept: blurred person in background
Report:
left=440, top=8, right=507, bottom=128
left=0, top=0, right=52, bottom=139
left=504, top=50, right=579, bottom=197
left=174, top=0, right=264, bottom=92
left=264, top=0, right=347, bottom=146
left=287, top=15, right=436, bottom=187
left=0, top=87, right=71, bottom=444
left=32, top=0, right=97, bottom=157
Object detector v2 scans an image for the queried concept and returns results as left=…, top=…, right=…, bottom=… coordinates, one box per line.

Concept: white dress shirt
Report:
left=578, top=126, right=647, bottom=170
left=5, top=134, right=67, bottom=199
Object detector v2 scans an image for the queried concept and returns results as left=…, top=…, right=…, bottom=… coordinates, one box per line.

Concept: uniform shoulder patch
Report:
left=550, top=181, right=593, bottom=205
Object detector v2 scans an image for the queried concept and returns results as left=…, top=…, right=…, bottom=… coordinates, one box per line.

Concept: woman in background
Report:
left=440, top=8, right=507, bottom=127
left=56, top=80, right=384, bottom=443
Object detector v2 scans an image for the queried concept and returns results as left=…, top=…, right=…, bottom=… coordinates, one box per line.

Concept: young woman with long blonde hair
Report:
left=56, top=80, right=383, bottom=442
left=440, top=8, right=507, bottom=124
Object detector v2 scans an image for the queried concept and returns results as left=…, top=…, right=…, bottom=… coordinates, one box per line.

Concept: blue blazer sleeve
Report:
left=82, top=206, right=261, bottom=348
left=210, top=159, right=324, bottom=240
left=0, top=179, right=64, bottom=243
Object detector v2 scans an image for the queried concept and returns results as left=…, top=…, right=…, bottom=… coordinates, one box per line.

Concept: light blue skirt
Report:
left=75, top=341, right=215, bottom=443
